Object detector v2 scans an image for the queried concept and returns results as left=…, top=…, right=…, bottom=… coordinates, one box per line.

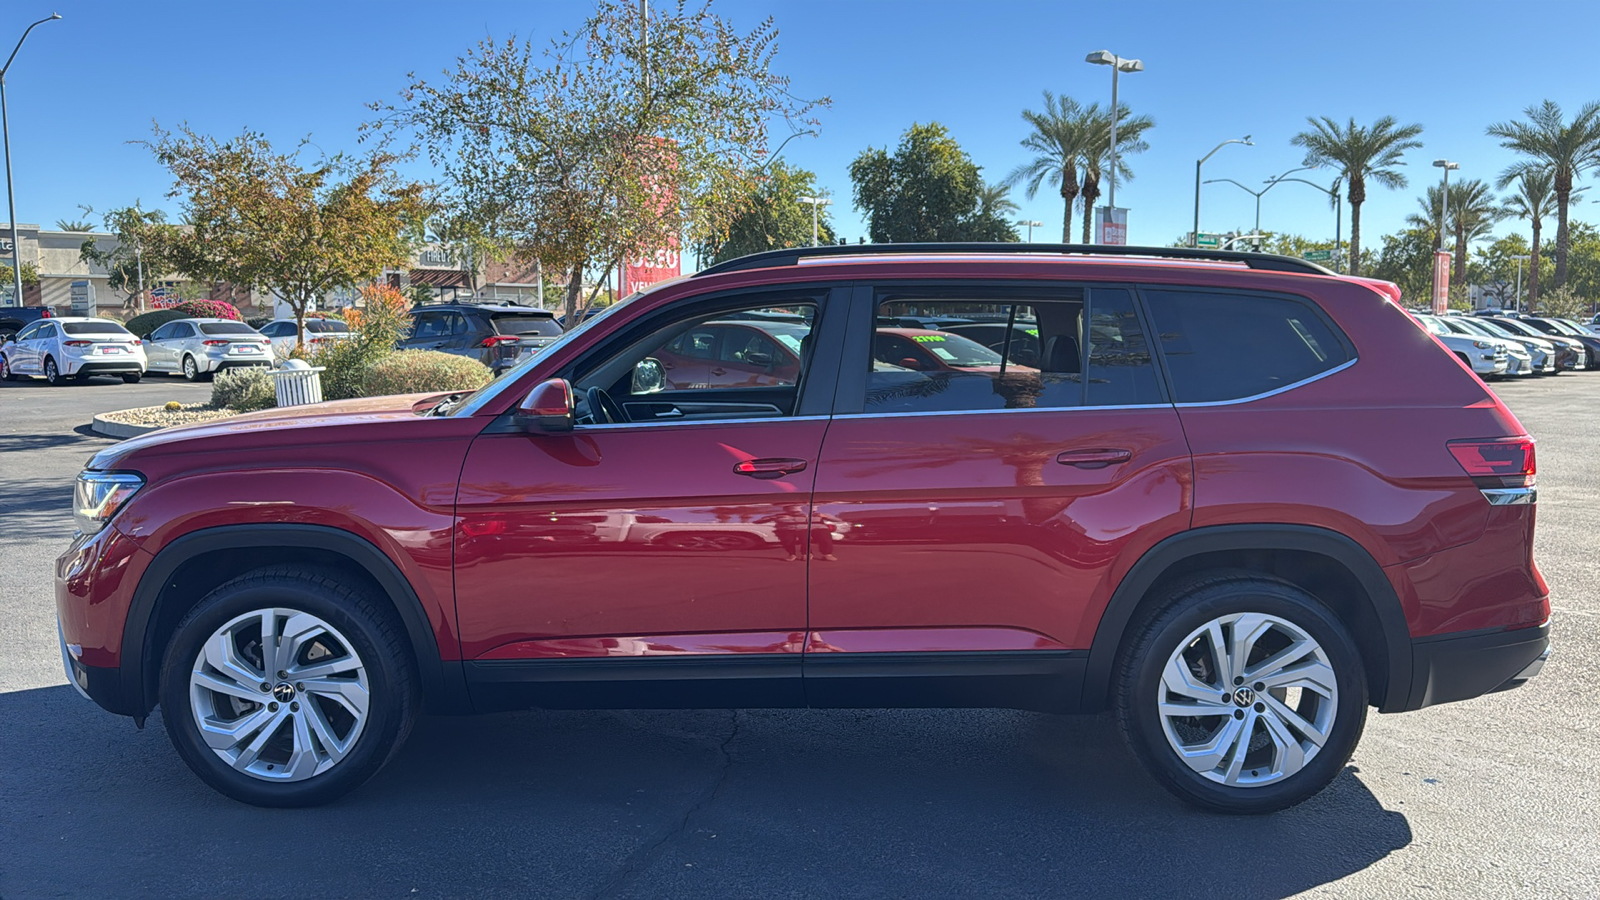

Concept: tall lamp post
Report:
left=1017, top=219, right=1042, bottom=242
left=1432, top=159, right=1459, bottom=252
left=0, top=12, right=61, bottom=308
left=1085, top=49, right=1142, bottom=243
left=1193, top=136, right=1252, bottom=246
left=797, top=195, right=831, bottom=247
left=1272, top=176, right=1344, bottom=271
left=1510, top=254, right=1530, bottom=310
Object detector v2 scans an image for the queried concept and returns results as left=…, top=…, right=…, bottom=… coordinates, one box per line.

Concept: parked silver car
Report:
left=145, top=318, right=273, bottom=381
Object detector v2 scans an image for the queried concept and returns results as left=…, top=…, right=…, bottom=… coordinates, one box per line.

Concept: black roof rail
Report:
left=694, top=242, right=1336, bottom=278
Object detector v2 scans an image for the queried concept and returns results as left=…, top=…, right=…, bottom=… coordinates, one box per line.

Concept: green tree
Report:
left=1006, top=91, right=1094, bottom=242
left=1487, top=100, right=1600, bottom=289
left=694, top=160, right=834, bottom=265
left=375, top=0, right=825, bottom=325
left=1366, top=227, right=1435, bottom=302
left=1499, top=168, right=1568, bottom=310
left=1406, top=179, right=1500, bottom=283
left=1291, top=116, right=1425, bottom=276
left=1077, top=104, right=1154, bottom=243
left=850, top=122, right=1016, bottom=242
left=54, top=217, right=94, bottom=232
left=1538, top=220, right=1600, bottom=306
left=148, top=126, right=429, bottom=349
left=1471, top=233, right=1532, bottom=307
left=1261, top=234, right=1338, bottom=258
left=972, top=181, right=1021, bottom=242
left=426, top=212, right=507, bottom=298
left=77, top=204, right=189, bottom=313
left=1539, top=283, right=1589, bottom=318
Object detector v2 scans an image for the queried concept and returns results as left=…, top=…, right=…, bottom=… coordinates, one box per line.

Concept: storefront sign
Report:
left=70, top=280, right=95, bottom=314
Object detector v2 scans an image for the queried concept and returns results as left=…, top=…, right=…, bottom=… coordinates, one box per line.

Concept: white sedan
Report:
left=257, top=318, right=351, bottom=361
left=0, top=317, right=147, bottom=385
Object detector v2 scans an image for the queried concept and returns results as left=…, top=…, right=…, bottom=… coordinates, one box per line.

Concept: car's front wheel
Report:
left=159, top=566, right=418, bottom=807
left=0, top=353, right=15, bottom=381
left=1115, top=573, right=1367, bottom=814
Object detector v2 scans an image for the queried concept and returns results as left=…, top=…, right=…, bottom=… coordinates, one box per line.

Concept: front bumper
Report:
left=1402, top=622, right=1550, bottom=711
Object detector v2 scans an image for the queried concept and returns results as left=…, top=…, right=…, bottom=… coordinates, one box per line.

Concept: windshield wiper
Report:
left=429, top=392, right=470, bottom=416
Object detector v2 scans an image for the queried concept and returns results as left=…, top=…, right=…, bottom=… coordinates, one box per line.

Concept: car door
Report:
left=401, top=312, right=449, bottom=352
left=804, top=282, right=1193, bottom=710
left=8, top=322, right=40, bottom=372
left=31, top=322, right=59, bottom=372
left=453, top=287, right=845, bottom=710
left=145, top=323, right=175, bottom=370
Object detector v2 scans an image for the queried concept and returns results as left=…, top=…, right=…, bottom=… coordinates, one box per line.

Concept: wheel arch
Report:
left=1082, top=524, right=1412, bottom=713
left=122, top=523, right=470, bottom=717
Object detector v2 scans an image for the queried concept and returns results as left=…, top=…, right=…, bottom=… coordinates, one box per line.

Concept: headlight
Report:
left=1472, top=340, right=1493, bottom=349
left=73, top=472, right=143, bottom=535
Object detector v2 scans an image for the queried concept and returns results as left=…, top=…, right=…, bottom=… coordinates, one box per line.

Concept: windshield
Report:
left=490, top=314, right=563, bottom=337
left=1467, top=320, right=1520, bottom=340
left=1492, top=318, right=1544, bottom=338
left=61, top=321, right=131, bottom=336
left=199, top=322, right=259, bottom=336
left=1417, top=317, right=1449, bottom=336
left=901, top=330, right=1005, bottom=366
left=1552, top=319, right=1597, bottom=336
left=450, top=296, right=637, bottom=417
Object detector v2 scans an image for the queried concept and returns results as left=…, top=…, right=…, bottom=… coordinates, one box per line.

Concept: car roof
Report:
left=417, top=303, right=555, bottom=316
left=694, top=243, right=1335, bottom=278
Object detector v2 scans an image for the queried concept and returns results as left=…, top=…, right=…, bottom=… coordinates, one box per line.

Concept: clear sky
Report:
left=5, top=0, right=1599, bottom=264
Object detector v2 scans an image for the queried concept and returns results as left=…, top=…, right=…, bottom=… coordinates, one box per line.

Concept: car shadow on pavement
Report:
left=0, top=686, right=1411, bottom=899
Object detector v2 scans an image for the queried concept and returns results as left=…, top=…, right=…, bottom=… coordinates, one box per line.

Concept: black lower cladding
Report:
left=464, top=650, right=1089, bottom=714
left=1405, top=622, right=1550, bottom=711
left=71, top=660, right=136, bottom=716
left=74, top=361, right=144, bottom=376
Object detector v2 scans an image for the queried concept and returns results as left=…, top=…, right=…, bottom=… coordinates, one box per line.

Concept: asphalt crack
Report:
left=588, top=710, right=742, bottom=900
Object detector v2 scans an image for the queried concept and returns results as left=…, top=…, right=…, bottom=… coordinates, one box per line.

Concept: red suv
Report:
left=57, top=244, right=1550, bottom=812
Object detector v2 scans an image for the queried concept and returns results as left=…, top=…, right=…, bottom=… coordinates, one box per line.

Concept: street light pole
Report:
left=0, top=12, right=61, bottom=308
left=1193, top=136, right=1252, bottom=247
left=1510, top=254, right=1530, bottom=310
left=1272, top=177, right=1344, bottom=270
left=1432, top=159, right=1458, bottom=252
left=1017, top=219, right=1042, bottom=242
left=1086, top=50, right=1142, bottom=243
left=797, top=196, right=831, bottom=247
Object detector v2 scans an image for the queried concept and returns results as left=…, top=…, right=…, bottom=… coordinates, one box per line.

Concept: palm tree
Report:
left=1006, top=91, right=1092, bottom=242
left=1487, top=100, right=1600, bottom=289
left=977, top=181, right=1020, bottom=222
left=1078, top=104, right=1154, bottom=243
left=1498, top=167, right=1580, bottom=310
left=1447, top=180, right=1500, bottom=283
left=1291, top=116, right=1425, bottom=276
left=54, top=218, right=95, bottom=232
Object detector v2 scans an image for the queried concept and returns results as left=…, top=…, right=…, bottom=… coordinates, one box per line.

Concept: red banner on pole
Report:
left=1432, top=251, right=1451, bottom=315
left=620, top=137, right=682, bottom=296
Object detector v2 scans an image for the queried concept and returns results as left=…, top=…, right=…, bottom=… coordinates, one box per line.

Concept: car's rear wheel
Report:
left=182, top=355, right=203, bottom=382
left=159, top=566, right=418, bottom=807
left=1115, top=573, right=1367, bottom=814
left=122, top=373, right=142, bottom=383
left=44, top=356, right=62, bottom=385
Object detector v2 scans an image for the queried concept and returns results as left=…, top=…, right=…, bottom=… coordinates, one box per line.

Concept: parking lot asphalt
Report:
left=1, top=374, right=1596, bottom=899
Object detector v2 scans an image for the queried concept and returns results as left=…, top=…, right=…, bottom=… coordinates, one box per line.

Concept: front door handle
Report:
left=1056, top=448, right=1132, bottom=469
left=733, top=457, right=809, bottom=479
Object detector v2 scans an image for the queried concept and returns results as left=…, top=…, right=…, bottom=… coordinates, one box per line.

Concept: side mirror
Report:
left=514, top=378, right=575, bottom=434
left=897, top=357, right=924, bottom=371
left=746, top=351, right=774, bottom=369
left=631, top=357, right=665, bottom=394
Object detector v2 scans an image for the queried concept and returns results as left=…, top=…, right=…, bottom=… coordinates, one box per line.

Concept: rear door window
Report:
left=1143, top=289, right=1352, bottom=403
left=490, top=314, right=562, bottom=337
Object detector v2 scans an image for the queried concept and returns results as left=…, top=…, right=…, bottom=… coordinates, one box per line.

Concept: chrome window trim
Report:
left=832, top=403, right=1171, bottom=421
left=1172, top=358, right=1359, bottom=408
left=572, top=414, right=832, bottom=432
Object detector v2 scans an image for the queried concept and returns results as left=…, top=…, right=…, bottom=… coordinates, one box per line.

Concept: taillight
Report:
left=202, top=339, right=230, bottom=346
left=479, top=335, right=520, bottom=347
left=40, top=309, right=51, bottom=318
left=133, top=339, right=143, bottom=346
left=63, top=340, right=91, bottom=348
left=1449, top=437, right=1537, bottom=503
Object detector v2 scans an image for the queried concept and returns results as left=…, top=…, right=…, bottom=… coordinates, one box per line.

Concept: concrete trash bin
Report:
left=273, top=359, right=325, bottom=407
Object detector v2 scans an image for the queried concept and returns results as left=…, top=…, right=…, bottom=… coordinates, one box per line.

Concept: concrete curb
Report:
left=90, top=414, right=161, bottom=439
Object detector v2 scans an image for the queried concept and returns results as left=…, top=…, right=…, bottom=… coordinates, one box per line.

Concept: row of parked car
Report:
left=1411, top=310, right=1600, bottom=378
left=0, top=303, right=567, bottom=385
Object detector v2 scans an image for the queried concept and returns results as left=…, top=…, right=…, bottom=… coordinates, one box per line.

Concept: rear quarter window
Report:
left=490, top=314, right=562, bottom=337
left=1144, top=289, right=1352, bottom=403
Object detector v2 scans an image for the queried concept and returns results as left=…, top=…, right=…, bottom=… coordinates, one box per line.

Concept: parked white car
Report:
left=1447, top=316, right=1558, bottom=374
left=0, top=317, right=146, bottom=385
left=145, top=318, right=273, bottom=381
left=257, top=318, right=351, bottom=361
left=1430, top=315, right=1536, bottom=375
left=1417, top=315, right=1509, bottom=377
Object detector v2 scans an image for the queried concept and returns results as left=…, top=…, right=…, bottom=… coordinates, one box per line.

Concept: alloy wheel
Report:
left=45, top=358, right=59, bottom=384
left=188, top=608, right=371, bottom=783
left=1156, top=612, right=1338, bottom=788
left=183, top=356, right=199, bottom=381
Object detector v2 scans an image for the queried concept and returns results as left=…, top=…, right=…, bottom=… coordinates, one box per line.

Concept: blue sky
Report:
left=6, top=0, right=1599, bottom=264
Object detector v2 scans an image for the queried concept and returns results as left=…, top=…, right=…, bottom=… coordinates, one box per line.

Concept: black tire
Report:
left=122, top=373, right=142, bottom=383
left=0, top=353, right=15, bottom=381
left=181, top=355, right=204, bottom=382
left=43, top=356, right=62, bottom=385
left=158, top=565, right=418, bottom=807
left=1115, top=572, right=1368, bottom=815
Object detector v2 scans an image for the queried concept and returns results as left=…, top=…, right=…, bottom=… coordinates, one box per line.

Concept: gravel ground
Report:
left=0, top=373, right=1596, bottom=899
left=98, top=401, right=237, bottom=428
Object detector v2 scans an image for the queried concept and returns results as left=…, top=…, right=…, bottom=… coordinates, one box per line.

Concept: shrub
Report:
left=173, top=299, right=242, bottom=320
left=313, top=283, right=415, bottom=400
left=211, top=367, right=277, bottom=412
left=362, top=350, right=492, bottom=397
left=124, top=308, right=187, bottom=338
left=164, top=401, right=182, bottom=411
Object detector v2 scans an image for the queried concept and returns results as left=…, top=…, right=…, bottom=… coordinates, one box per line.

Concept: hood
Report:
left=89, top=392, right=445, bottom=471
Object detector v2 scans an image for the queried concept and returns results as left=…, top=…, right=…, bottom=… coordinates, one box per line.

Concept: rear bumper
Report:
left=65, top=360, right=145, bottom=376
left=1399, top=622, right=1550, bottom=711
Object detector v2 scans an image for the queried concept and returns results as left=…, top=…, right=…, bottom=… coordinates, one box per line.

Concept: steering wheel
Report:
left=585, top=386, right=628, bottom=425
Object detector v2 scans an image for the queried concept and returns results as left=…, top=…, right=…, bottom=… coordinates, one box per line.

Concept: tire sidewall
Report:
left=44, top=357, right=59, bottom=384
left=159, top=575, right=410, bottom=807
left=1121, top=580, right=1368, bottom=814
left=182, top=356, right=199, bottom=381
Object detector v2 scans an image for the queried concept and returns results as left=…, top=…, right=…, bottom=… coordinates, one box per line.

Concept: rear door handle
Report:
left=733, top=457, right=809, bottom=479
left=1056, top=448, right=1132, bottom=469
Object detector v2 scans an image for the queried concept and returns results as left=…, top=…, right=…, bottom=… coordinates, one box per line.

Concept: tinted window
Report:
left=1145, top=290, right=1351, bottom=403
left=490, top=314, right=562, bottom=337
left=306, top=319, right=348, bottom=334
left=62, top=321, right=129, bottom=336
left=199, top=322, right=257, bottom=336
left=37, top=323, right=58, bottom=339
left=864, top=287, right=1162, bottom=413
left=14, top=323, right=39, bottom=341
